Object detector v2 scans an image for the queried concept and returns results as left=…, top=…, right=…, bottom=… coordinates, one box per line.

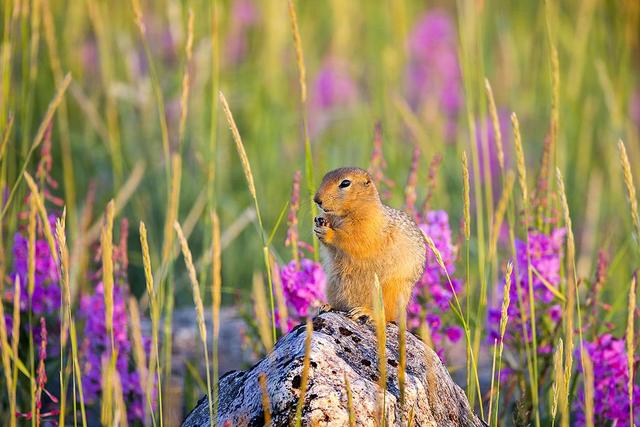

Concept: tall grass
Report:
left=0, top=0, right=638, bottom=425
left=627, top=272, right=637, bottom=426
left=139, top=221, right=163, bottom=426
left=258, top=372, right=272, bottom=425
left=287, top=0, right=318, bottom=261
left=0, top=280, right=14, bottom=424
left=294, top=319, right=312, bottom=427
left=372, top=274, right=387, bottom=423
left=210, top=210, right=222, bottom=423
left=219, top=91, right=277, bottom=343
left=174, top=221, right=214, bottom=427
left=423, top=230, right=483, bottom=420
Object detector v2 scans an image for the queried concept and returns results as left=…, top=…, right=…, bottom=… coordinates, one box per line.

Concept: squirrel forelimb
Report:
left=313, top=215, right=336, bottom=244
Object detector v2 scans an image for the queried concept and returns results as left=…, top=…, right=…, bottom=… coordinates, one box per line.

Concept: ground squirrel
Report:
left=313, top=167, right=426, bottom=321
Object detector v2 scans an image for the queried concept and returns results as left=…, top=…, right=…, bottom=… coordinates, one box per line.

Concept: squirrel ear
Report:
left=364, top=180, right=371, bottom=186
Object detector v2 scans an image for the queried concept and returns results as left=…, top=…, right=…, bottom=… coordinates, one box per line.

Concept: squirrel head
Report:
left=314, top=167, right=381, bottom=217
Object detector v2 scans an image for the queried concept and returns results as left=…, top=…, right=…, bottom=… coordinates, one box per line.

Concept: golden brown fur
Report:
left=313, top=167, right=426, bottom=321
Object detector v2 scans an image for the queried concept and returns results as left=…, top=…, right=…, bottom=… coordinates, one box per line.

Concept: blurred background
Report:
left=1, top=0, right=639, bottom=424
left=3, top=0, right=639, bottom=298
left=2, top=0, right=638, bottom=297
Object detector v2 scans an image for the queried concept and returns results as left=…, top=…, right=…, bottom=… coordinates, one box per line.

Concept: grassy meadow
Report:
left=0, top=0, right=639, bottom=425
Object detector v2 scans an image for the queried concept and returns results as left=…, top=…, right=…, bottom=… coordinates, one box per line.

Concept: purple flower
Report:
left=310, top=59, right=358, bottom=111
left=445, top=326, right=463, bottom=343
left=226, top=0, right=259, bottom=64
left=10, top=215, right=61, bottom=315
left=488, top=228, right=565, bottom=349
left=309, top=58, right=358, bottom=135
left=408, top=210, right=462, bottom=355
left=279, top=258, right=326, bottom=323
left=80, top=282, right=146, bottom=424
left=574, top=333, right=640, bottom=426
left=406, top=10, right=462, bottom=139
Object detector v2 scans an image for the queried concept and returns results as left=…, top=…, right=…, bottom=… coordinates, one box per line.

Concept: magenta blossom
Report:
left=226, top=0, right=259, bottom=64
left=406, top=10, right=462, bottom=139
left=279, top=258, right=326, bottom=322
left=574, top=333, right=640, bottom=426
left=488, top=228, right=566, bottom=347
left=80, top=283, right=146, bottom=424
left=408, top=210, right=463, bottom=356
left=309, top=58, right=358, bottom=135
left=10, top=215, right=60, bottom=315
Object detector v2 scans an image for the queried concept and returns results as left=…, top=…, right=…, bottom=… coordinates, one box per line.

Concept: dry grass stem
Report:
left=219, top=92, right=259, bottom=213
left=484, top=79, right=504, bottom=171
left=101, top=200, right=115, bottom=340
left=583, top=352, right=595, bottom=427
left=462, top=151, right=471, bottom=240
left=626, top=272, right=637, bottom=425
left=258, top=373, right=272, bottom=425
left=270, top=252, right=289, bottom=335
left=252, top=272, right=274, bottom=352
left=373, top=274, right=387, bottom=423
left=294, top=319, right=313, bottom=427
left=398, top=299, right=407, bottom=408
left=618, top=140, right=640, bottom=245
left=0, top=288, right=14, bottom=420
left=511, top=113, right=528, bottom=212
left=178, top=8, right=194, bottom=148
left=345, top=372, right=356, bottom=427
left=24, top=172, right=58, bottom=264
left=174, top=221, right=214, bottom=427
left=552, top=339, right=564, bottom=426
left=128, top=296, right=148, bottom=409
left=211, top=210, right=222, bottom=423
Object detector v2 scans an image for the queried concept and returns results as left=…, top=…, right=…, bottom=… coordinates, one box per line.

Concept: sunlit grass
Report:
left=0, top=0, right=638, bottom=425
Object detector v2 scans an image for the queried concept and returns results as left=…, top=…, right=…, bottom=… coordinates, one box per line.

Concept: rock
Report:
left=183, top=311, right=485, bottom=426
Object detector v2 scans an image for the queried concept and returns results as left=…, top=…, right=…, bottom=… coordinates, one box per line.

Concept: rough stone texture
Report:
left=183, top=311, right=485, bottom=427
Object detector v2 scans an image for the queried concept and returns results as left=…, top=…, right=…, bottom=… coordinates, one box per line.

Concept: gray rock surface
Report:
left=183, top=311, right=485, bottom=426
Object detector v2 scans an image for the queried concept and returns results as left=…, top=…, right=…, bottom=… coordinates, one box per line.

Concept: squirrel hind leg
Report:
left=346, top=306, right=373, bottom=324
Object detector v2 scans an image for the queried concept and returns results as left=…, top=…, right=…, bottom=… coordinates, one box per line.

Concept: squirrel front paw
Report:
left=318, top=303, right=334, bottom=314
left=314, top=216, right=334, bottom=243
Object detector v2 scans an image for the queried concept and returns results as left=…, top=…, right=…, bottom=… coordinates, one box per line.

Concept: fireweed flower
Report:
left=80, top=282, right=146, bottom=424
left=406, top=10, right=462, bottom=139
left=408, top=210, right=463, bottom=356
left=10, top=214, right=61, bottom=315
left=488, top=228, right=566, bottom=346
left=226, top=0, right=259, bottom=64
left=309, top=58, right=358, bottom=135
left=574, top=333, right=640, bottom=426
left=80, top=223, right=149, bottom=424
left=16, top=317, right=60, bottom=422
left=279, top=258, right=326, bottom=324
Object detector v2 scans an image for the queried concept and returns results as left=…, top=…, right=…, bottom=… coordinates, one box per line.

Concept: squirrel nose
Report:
left=313, top=194, right=322, bottom=207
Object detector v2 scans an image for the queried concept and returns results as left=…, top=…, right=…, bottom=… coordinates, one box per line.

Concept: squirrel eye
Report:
left=339, top=179, right=351, bottom=188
